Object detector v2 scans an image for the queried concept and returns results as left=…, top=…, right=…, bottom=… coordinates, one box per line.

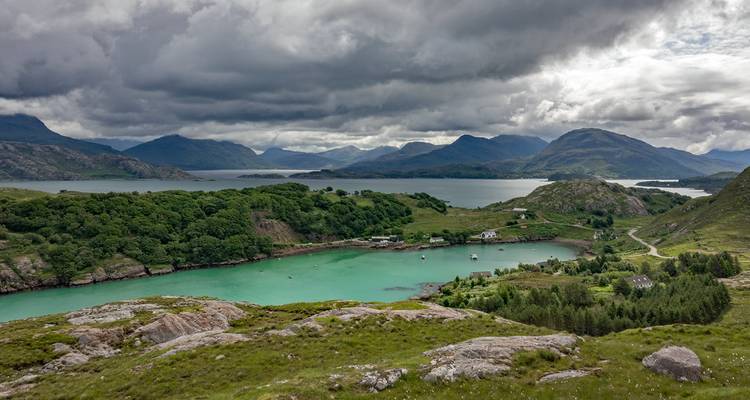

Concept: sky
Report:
left=0, top=0, right=748, bottom=153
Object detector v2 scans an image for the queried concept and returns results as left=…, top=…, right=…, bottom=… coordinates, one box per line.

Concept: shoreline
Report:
left=0, top=237, right=590, bottom=297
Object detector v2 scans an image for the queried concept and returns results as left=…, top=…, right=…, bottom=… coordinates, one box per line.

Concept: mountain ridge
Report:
left=125, top=135, right=271, bottom=170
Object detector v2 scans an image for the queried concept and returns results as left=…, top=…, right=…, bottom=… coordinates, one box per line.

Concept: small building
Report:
left=512, top=208, right=528, bottom=213
left=429, top=237, right=445, bottom=244
left=471, top=271, right=492, bottom=279
left=479, top=230, right=497, bottom=240
left=625, top=275, right=654, bottom=290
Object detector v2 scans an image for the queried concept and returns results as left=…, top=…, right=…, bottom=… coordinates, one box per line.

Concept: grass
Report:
left=401, top=199, right=514, bottom=236
left=0, top=286, right=749, bottom=399
left=0, top=188, right=49, bottom=202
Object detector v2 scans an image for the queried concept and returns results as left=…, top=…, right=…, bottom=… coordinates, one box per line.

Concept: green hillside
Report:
left=491, top=180, right=687, bottom=218
left=642, top=167, right=750, bottom=258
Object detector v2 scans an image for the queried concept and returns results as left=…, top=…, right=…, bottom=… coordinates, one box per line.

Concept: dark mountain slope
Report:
left=0, top=142, right=190, bottom=180
left=125, top=135, right=270, bottom=170
left=317, top=145, right=398, bottom=165
left=85, top=138, right=143, bottom=151
left=656, top=147, right=743, bottom=175
left=0, top=114, right=117, bottom=155
left=346, top=134, right=546, bottom=172
left=522, top=128, right=721, bottom=179
left=706, top=149, right=750, bottom=167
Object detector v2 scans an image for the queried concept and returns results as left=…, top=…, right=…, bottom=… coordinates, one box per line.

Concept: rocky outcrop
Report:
left=538, top=369, right=599, bottom=383
left=422, top=335, right=578, bottom=382
left=41, top=352, right=90, bottom=372
left=102, top=262, right=148, bottom=280
left=642, top=346, right=702, bottom=382
left=0, top=257, right=57, bottom=293
left=66, top=301, right=164, bottom=325
left=156, top=330, right=249, bottom=357
left=0, top=375, right=39, bottom=399
left=359, top=368, right=408, bottom=392
left=135, top=301, right=246, bottom=344
left=268, top=303, right=477, bottom=336
left=70, top=327, right=125, bottom=357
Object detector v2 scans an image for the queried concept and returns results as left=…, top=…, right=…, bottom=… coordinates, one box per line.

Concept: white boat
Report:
left=470, top=254, right=478, bottom=260
left=421, top=255, right=426, bottom=260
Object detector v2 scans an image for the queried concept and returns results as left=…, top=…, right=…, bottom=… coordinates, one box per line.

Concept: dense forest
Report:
left=0, top=183, right=412, bottom=283
left=439, top=252, right=736, bottom=336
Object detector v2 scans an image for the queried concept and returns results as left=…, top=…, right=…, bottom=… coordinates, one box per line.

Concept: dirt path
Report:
left=628, top=228, right=672, bottom=259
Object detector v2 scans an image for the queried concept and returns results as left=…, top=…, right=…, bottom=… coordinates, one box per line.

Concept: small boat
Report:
left=421, top=255, right=426, bottom=260
left=497, top=248, right=504, bottom=251
left=288, top=275, right=293, bottom=279
left=470, top=254, right=479, bottom=261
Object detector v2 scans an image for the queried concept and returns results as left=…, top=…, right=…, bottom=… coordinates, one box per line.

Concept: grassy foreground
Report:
left=0, top=288, right=749, bottom=399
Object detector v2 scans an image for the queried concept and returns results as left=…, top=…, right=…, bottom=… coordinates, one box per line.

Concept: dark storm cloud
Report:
left=1, top=0, right=685, bottom=126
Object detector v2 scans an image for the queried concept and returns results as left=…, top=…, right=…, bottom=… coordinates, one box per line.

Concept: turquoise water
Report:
left=0, top=243, right=577, bottom=322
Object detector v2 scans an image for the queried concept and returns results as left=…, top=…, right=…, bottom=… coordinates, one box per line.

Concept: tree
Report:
left=613, top=277, right=632, bottom=296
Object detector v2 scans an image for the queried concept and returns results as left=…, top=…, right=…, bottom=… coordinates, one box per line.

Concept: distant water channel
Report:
left=0, top=243, right=578, bottom=322
left=0, top=171, right=707, bottom=209
left=1, top=174, right=552, bottom=208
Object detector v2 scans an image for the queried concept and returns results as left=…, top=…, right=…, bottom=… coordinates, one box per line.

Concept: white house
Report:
left=512, top=208, right=528, bottom=213
left=479, top=230, right=497, bottom=240
left=429, top=237, right=445, bottom=244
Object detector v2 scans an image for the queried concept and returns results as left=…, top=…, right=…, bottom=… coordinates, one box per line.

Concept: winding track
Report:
left=628, top=228, right=673, bottom=259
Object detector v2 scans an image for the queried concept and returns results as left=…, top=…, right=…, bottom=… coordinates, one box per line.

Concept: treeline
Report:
left=0, top=183, right=412, bottom=283
left=409, top=192, right=448, bottom=214
left=442, top=274, right=729, bottom=336
left=664, top=252, right=741, bottom=278
left=440, top=249, right=738, bottom=336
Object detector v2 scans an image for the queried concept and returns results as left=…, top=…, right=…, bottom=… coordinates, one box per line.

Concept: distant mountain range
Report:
left=3, top=114, right=746, bottom=181
left=705, top=149, right=750, bottom=167
left=317, top=145, right=398, bottom=164
left=294, top=128, right=744, bottom=179
left=344, top=134, right=547, bottom=172
left=125, top=135, right=271, bottom=170
left=0, top=114, right=189, bottom=180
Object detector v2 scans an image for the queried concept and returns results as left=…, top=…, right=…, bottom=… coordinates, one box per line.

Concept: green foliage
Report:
left=446, top=274, right=730, bottom=336
left=674, top=252, right=741, bottom=278
left=409, top=192, right=448, bottom=214
left=0, top=183, right=412, bottom=281
left=613, top=277, right=632, bottom=296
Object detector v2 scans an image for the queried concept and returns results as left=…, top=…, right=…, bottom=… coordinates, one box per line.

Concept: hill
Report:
left=491, top=179, right=688, bottom=218
left=642, top=167, right=750, bottom=256
left=706, top=149, right=750, bottom=167
left=125, top=135, right=270, bottom=170
left=260, top=148, right=341, bottom=169
left=521, top=128, right=739, bottom=179
left=656, top=147, right=742, bottom=176
left=317, top=145, right=398, bottom=165
left=0, top=142, right=191, bottom=180
left=0, top=114, right=117, bottom=155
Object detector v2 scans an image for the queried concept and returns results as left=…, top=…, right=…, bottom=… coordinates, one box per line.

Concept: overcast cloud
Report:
left=0, top=0, right=748, bottom=152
